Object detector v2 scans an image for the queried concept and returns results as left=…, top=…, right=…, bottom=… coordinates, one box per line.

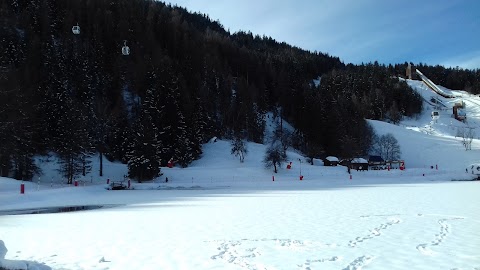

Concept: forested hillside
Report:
left=404, top=64, right=480, bottom=94
left=1, top=0, right=477, bottom=182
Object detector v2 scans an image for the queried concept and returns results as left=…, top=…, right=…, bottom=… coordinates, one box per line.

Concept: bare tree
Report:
left=455, top=127, right=465, bottom=138
left=231, top=137, right=248, bottom=163
left=270, top=124, right=292, bottom=155
left=458, top=127, right=475, bottom=151
left=264, top=142, right=287, bottom=173
left=371, top=133, right=401, bottom=161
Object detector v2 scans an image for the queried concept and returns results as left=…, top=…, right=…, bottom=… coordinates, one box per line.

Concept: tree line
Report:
left=1, top=0, right=476, bottom=182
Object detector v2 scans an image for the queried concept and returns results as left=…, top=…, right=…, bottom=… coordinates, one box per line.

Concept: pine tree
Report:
left=106, top=111, right=130, bottom=163
left=188, top=96, right=208, bottom=160
left=126, top=114, right=162, bottom=182
left=156, top=66, right=192, bottom=167
left=54, top=96, right=94, bottom=184
left=126, top=67, right=164, bottom=181
left=10, top=115, right=40, bottom=180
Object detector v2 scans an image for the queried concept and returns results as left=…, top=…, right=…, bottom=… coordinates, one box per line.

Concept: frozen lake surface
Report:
left=1, top=180, right=479, bottom=270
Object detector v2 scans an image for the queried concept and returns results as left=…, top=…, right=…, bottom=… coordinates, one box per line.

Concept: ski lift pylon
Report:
left=121, top=40, right=130, bottom=56
left=72, top=23, right=80, bottom=35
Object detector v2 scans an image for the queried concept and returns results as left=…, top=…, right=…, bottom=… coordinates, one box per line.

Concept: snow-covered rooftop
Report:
left=325, top=156, right=339, bottom=162
left=351, top=158, right=368, bottom=163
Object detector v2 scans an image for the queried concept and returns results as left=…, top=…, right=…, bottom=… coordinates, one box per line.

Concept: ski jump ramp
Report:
left=416, top=69, right=455, bottom=98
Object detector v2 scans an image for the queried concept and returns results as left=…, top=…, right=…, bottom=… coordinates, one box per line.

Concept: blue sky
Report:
left=167, top=0, right=480, bottom=69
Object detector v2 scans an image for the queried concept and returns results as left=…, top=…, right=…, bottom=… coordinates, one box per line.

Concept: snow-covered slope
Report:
left=22, top=81, right=480, bottom=189
left=404, top=78, right=480, bottom=129
left=383, top=79, right=480, bottom=170
left=368, top=119, right=479, bottom=170
left=1, top=137, right=479, bottom=270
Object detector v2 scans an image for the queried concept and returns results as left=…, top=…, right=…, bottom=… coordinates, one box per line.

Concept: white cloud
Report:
left=440, top=51, right=480, bottom=70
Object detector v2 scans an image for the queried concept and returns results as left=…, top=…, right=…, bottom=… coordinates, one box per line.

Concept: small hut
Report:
left=350, top=158, right=369, bottom=171
left=368, top=155, right=386, bottom=170
left=323, top=156, right=339, bottom=166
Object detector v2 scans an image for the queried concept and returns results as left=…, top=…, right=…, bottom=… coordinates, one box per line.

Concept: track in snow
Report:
left=416, top=217, right=464, bottom=256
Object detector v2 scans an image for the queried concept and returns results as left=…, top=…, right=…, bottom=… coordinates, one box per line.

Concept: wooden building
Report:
left=350, top=158, right=369, bottom=171
left=368, top=155, right=386, bottom=170
left=323, top=156, right=339, bottom=166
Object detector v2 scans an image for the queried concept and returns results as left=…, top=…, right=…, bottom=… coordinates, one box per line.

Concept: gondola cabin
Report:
left=122, top=40, right=130, bottom=56
left=72, top=24, right=80, bottom=35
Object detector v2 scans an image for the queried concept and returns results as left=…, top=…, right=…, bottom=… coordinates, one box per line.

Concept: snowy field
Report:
left=1, top=80, right=480, bottom=270
left=1, top=179, right=479, bottom=270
